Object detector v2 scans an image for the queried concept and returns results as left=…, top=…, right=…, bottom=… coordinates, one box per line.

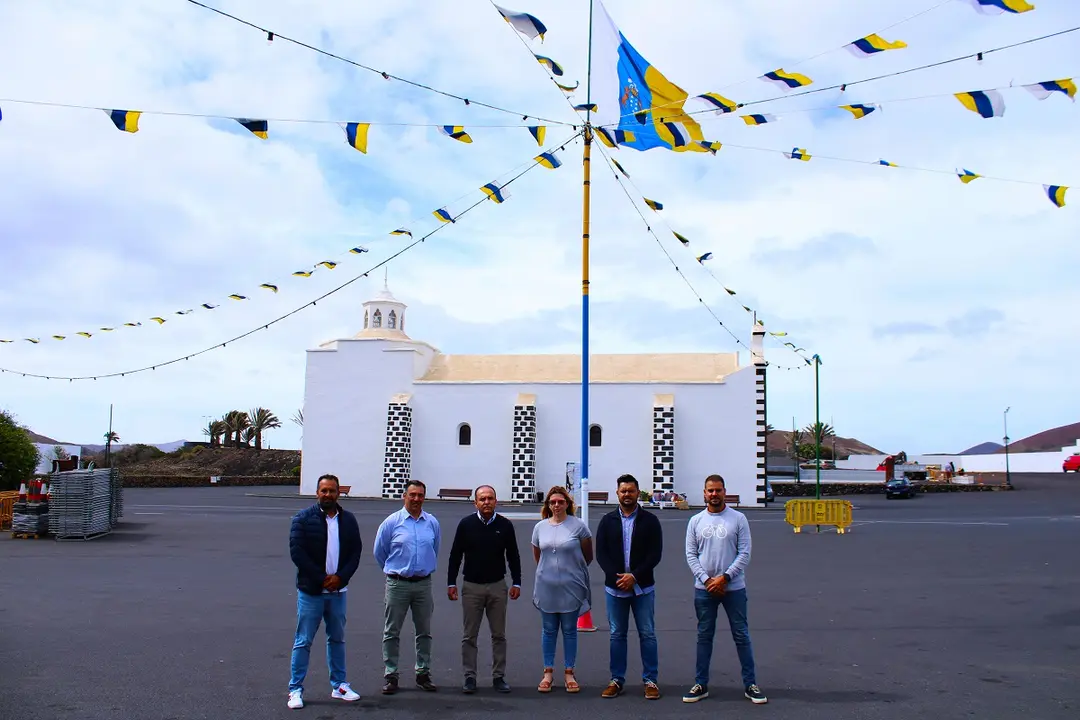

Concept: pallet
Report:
left=11, top=532, right=48, bottom=540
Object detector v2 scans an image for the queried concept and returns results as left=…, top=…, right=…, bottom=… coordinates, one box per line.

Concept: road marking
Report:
left=855, top=520, right=1008, bottom=526
left=127, top=504, right=291, bottom=510
left=134, top=512, right=163, bottom=515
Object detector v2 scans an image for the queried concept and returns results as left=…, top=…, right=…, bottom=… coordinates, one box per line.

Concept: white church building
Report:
left=300, top=283, right=769, bottom=506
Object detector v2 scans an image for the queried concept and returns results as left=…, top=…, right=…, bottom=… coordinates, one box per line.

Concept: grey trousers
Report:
left=461, top=580, right=509, bottom=679
left=383, top=576, right=434, bottom=679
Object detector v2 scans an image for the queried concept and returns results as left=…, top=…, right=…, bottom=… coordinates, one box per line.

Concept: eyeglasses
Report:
left=548, top=499, right=566, bottom=506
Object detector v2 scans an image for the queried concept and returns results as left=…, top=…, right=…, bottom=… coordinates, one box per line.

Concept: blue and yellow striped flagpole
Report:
left=579, top=0, right=595, bottom=533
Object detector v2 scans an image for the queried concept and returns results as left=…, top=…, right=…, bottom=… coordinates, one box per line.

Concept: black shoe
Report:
left=416, top=673, right=438, bottom=692
left=682, top=683, right=709, bottom=703
left=493, top=677, right=511, bottom=693
left=745, top=684, right=768, bottom=704
left=382, top=676, right=399, bottom=695
left=463, top=676, right=477, bottom=694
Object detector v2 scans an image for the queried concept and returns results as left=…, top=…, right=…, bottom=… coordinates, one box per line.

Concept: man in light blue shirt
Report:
left=374, top=479, right=441, bottom=695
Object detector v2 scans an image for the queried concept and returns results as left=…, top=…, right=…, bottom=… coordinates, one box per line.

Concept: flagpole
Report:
left=580, top=0, right=595, bottom=531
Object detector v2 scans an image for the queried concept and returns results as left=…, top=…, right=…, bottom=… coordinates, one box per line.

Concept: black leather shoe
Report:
left=382, top=676, right=398, bottom=695
left=463, top=676, right=477, bottom=694
left=493, top=677, right=511, bottom=693
left=416, top=673, right=438, bottom=692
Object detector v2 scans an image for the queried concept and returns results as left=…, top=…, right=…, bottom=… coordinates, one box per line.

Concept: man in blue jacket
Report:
left=596, top=474, right=664, bottom=700
left=287, top=474, right=362, bottom=710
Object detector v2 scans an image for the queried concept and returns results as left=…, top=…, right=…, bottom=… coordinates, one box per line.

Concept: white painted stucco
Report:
left=300, top=285, right=763, bottom=506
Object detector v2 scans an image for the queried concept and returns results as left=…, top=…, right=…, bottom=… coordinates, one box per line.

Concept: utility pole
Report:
left=1003, top=407, right=1011, bottom=488
left=812, top=354, right=822, bottom=501
left=106, top=404, right=114, bottom=468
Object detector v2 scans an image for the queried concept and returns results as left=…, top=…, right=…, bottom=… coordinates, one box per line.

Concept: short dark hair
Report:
left=704, top=474, right=726, bottom=488
left=474, top=484, right=496, bottom=499
left=317, top=474, right=339, bottom=489
left=405, top=479, right=426, bottom=493
left=616, top=474, right=639, bottom=490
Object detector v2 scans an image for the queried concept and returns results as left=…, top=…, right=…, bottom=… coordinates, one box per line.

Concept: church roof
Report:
left=417, top=352, right=740, bottom=384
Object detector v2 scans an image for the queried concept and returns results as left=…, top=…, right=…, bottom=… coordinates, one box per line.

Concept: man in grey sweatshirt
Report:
left=682, top=474, right=767, bottom=705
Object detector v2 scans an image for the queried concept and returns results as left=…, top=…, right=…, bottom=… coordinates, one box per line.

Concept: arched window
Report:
left=363, top=310, right=369, bottom=329
left=388, top=310, right=397, bottom=329
left=458, top=423, right=472, bottom=446
left=589, top=424, right=602, bottom=447
left=373, top=309, right=382, bottom=328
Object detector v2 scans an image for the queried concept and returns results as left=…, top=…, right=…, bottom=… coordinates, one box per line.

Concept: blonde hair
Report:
left=541, top=485, right=576, bottom=519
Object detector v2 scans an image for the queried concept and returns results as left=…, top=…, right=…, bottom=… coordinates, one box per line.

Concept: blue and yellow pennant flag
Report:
left=1023, top=79, right=1076, bottom=101
left=106, top=109, right=141, bottom=133
left=434, top=208, right=455, bottom=223
left=237, top=119, right=268, bottom=139
left=742, top=113, right=776, bottom=126
left=644, top=198, right=663, bottom=211
left=878, top=159, right=897, bottom=167
left=964, top=0, right=1035, bottom=14
left=955, top=90, right=1005, bottom=118
left=345, top=122, right=370, bottom=153
left=694, top=93, right=738, bottom=114
left=390, top=228, right=412, bottom=238
left=595, top=127, right=636, bottom=148
left=785, top=148, right=811, bottom=161
left=844, top=34, right=907, bottom=58
left=493, top=4, right=547, bottom=42
left=535, top=152, right=562, bottom=169
left=481, top=183, right=508, bottom=203
left=260, top=284, right=279, bottom=293
left=528, top=126, right=546, bottom=146
left=957, top=168, right=981, bottom=184
left=535, top=55, right=565, bottom=76
left=440, top=126, right=473, bottom=144
left=588, top=0, right=707, bottom=153
left=1043, top=184, right=1067, bottom=208
left=840, top=104, right=877, bottom=119
left=760, top=69, right=813, bottom=91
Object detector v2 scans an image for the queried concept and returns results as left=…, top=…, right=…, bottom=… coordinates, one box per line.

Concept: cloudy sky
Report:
left=0, top=0, right=1077, bottom=455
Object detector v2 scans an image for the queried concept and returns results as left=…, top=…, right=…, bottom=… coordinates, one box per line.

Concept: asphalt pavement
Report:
left=1, top=473, right=1078, bottom=719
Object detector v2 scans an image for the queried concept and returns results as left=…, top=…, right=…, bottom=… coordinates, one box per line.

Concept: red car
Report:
left=1064, top=454, right=1080, bottom=472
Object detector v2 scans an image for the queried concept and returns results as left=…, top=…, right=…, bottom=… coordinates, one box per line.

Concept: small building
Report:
left=32, top=443, right=83, bottom=475
left=299, top=282, right=768, bottom=505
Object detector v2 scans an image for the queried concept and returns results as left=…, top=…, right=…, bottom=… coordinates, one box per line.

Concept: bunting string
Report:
left=592, top=137, right=814, bottom=369
left=0, top=131, right=581, bottom=351
left=183, top=0, right=572, bottom=126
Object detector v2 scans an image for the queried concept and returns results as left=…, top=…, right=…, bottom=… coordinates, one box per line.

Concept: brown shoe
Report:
left=644, top=681, right=661, bottom=700
left=382, top=675, right=398, bottom=694
left=602, top=680, right=623, bottom=698
left=416, top=673, right=438, bottom=692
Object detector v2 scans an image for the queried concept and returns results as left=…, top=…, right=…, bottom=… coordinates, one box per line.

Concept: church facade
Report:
left=300, top=284, right=768, bottom=506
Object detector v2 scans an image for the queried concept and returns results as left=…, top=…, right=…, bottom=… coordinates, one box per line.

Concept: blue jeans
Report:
left=289, top=590, right=347, bottom=693
left=694, top=588, right=756, bottom=688
left=540, top=611, right=578, bottom=669
left=606, top=591, right=658, bottom=684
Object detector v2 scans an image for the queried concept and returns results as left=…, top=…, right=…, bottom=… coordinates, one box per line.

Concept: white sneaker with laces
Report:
left=287, top=690, right=304, bottom=709
left=331, top=682, right=360, bottom=701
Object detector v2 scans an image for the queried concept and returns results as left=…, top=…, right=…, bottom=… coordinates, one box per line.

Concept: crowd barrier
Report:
left=0, top=490, right=17, bottom=530
left=784, top=498, right=853, bottom=534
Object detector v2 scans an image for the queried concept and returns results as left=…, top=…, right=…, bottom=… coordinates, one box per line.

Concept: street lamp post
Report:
left=812, top=354, right=823, bottom=501
left=1003, top=407, right=1011, bottom=488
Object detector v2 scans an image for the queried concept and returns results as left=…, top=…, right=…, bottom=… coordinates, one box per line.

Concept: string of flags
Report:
left=0, top=99, right=567, bottom=155
left=0, top=137, right=573, bottom=348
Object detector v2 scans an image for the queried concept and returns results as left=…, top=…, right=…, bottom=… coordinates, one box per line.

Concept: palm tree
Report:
left=803, top=422, right=835, bottom=447
left=202, top=420, right=227, bottom=446
left=291, top=409, right=303, bottom=427
left=225, top=410, right=250, bottom=449
left=248, top=407, right=282, bottom=451
left=241, top=426, right=257, bottom=448
left=103, top=430, right=120, bottom=460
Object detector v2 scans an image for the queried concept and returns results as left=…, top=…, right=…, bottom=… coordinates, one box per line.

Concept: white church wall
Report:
left=300, top=340, right=420, bottom=495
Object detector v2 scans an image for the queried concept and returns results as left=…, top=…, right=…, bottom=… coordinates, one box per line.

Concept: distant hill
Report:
left=766, top=430, right=882, bottom=458
left=81, top=440, right=187, bottom=454
left=997, top=421, right=1080, bottom=454
left=26, top=430, right=63, bottom=444
left=961, top=441, right=1003, bottom=455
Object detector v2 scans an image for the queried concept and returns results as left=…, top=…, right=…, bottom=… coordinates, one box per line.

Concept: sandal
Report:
left=538, top=667, right=554, bottom=693
left=564, top=668, right=580, bottom=693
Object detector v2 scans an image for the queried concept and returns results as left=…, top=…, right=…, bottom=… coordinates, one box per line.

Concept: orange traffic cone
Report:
left=577, top=610, right=597, bottom=632
left=17, top=482, right=27, bottom=502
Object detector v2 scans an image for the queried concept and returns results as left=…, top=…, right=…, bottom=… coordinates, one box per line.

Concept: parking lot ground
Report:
left=2, top=473, right=1078, bottom=719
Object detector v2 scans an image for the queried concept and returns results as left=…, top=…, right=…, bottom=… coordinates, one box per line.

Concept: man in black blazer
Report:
left=286, top=474, right=363, bottom=709
left=596, top=474, right=664, bottom=700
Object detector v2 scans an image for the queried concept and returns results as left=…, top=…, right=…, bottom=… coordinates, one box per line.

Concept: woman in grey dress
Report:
left=531, top=485, right=593, bottom=694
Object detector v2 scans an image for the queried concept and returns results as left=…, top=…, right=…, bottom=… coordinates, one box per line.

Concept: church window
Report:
left=589, top=424, right=602, bottom=447
left=373, top=309, right=382, bottom=328
left=364, top=310, right=369, bottom=329
left=458, top=423, right=472, bottom=446
left=388, top=310, right=397, bottom=329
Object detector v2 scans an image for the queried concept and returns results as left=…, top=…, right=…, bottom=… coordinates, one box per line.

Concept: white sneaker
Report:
left=331, top=682, right=360, bottom=701
left=287, top=690, right=304, bottom=709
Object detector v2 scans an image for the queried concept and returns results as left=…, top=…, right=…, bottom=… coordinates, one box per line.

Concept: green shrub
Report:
left=0, top=410, right=41, bottom=491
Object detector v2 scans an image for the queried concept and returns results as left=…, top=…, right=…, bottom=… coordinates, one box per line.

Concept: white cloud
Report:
left=0, top=0, right=1077, bottom=455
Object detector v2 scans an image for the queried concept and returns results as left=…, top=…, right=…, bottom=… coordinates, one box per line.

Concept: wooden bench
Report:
left=437, top=488, right=472, bottom=500
left=726, top=494, right=741, bottom=507
left=338, top=485, right=351, bottom=497
left=587, top=491, right=609, bottom=503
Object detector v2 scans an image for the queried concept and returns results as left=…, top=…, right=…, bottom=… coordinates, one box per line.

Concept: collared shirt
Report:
left=478, top=511, right=496, bottom=526
left=374, top=507, right=441, bottom=578
left=606, top=506, right=654, bottom=598
left=323, top=512, right=346, bottom=594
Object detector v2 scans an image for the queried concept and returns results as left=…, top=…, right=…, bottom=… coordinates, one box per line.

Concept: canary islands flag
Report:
left=589, top=0, right=706, bottom=153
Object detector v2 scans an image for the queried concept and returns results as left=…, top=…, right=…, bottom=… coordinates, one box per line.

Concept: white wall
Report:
left=33, top=443, right=83, bottom=475
left=302, top=338, right=760, bottom=504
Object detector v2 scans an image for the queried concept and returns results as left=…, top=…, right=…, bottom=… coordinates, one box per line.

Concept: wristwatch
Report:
left=722, top=573, right=731, bottom=582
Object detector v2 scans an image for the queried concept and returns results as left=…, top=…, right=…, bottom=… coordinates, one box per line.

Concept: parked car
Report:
left=885, top=477, right=917, bottom=499
left=1064, top=454, right=1080, bottom=473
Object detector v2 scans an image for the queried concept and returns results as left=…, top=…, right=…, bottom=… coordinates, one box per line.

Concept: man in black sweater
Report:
left=447, top=484, right=522, bottom=694
left=596, top=474, right=664, bottom=700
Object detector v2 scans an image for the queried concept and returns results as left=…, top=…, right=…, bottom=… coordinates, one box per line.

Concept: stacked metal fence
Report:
left=47, top=468, right=124, bottom=541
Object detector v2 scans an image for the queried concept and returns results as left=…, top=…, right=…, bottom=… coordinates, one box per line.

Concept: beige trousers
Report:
left=461, top=580, right=509, bottom=679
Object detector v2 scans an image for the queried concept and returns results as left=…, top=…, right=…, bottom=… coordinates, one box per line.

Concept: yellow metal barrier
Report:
left=0, top=490, right=18, bottom=531
left=784, top=498, right=853, bottom=534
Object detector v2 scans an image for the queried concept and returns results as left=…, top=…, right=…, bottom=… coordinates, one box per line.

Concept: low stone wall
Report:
left=772, top=481, right=1011, bottom=496
left=120, top=475, right=298, bottom=488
